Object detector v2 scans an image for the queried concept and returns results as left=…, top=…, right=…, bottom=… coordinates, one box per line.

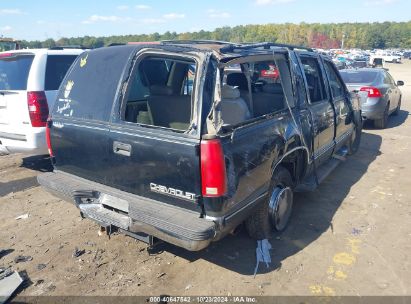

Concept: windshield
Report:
left=340, top=70, right=379, bottom=84
left=0, top=54, right=34, bottom=90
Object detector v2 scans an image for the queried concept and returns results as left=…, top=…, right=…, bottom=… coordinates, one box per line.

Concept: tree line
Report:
left=21, top=21, right=411, bottom=50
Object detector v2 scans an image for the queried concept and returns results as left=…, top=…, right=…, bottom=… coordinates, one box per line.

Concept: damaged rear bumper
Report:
left=37, top=171, right=216, bottom=251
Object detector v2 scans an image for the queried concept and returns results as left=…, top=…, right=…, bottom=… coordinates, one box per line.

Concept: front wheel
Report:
left=246, top=166, right=294, bottom=240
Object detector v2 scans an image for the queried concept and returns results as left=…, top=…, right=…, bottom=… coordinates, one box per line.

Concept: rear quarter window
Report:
left=0, top=54, right=34, bottom=90
left=45, top=55, right=78, bottom=91
left=53, top=47, right=134, bottom=121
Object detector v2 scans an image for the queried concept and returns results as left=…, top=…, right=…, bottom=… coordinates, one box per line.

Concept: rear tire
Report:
left=393, top=98, right=401, bottom=116
left=374, top=103, right=389, bottom=129
left=245, top=166, right=293, bottom=240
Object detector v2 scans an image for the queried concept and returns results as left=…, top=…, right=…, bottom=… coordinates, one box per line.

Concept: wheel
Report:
left=374, top=102, right=389, bottom=129
left=348, top=115, right=362, bottom=155
left=245, top=166, right=293, bottom=240
left=393, top=98, right=401, bottom=116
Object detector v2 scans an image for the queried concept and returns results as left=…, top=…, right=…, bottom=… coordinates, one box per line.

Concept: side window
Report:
left=387, top=73, right=396, bottom=86
left=222, top=60, right=288, bottom=122
left=300, top=56, right=327, bottom=103
left=123, top=56, right=196, bottom=131
left=383, top=73, right=392, bottom=85
left=324, top=61, right=345, bottom=98
left=45, top=55, right=78, bottom=91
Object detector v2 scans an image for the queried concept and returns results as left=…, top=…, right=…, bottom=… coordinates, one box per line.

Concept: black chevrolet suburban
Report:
left=38, top=41, right=362, bottom=251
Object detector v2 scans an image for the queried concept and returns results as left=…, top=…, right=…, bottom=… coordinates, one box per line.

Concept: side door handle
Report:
left=113, top=141, right=131, bottom=157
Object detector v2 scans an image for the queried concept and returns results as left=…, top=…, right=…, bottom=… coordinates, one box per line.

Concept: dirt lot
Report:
left=1, top=61, right=410, bottom=299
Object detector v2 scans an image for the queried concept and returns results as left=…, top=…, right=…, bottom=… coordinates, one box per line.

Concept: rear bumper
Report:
left=0, top=127, right=48, bottom=155
left=361, top=97, right=387, bottom=120
left=37, top=171, right=216, bottom=251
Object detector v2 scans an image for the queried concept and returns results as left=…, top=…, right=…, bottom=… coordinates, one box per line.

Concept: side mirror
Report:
left=397, top=80, right=404, bottom=86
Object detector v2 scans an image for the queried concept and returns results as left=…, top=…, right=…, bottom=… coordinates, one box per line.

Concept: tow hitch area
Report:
left=74, top=189, right=161, bottom=248
left=97, top=225, right=162, bottom=249
left=79, top=203, right=130, bottom=230
left=118, top=229, right=163, bottom=249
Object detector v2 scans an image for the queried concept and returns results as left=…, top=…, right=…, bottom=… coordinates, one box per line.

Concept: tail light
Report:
left=27, top=91, right=49, bottom=127
left=46, top=119, right=53, bottom=157
left=360, top=86, right=382, bottom=98
left=200, top=139, right=227, bottom=197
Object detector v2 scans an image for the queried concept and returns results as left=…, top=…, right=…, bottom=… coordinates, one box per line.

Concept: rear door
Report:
left=297, top=53, right=335, bottom=165
left=381, top=72, right=396, bottom=112
left=386, top=72, right=400, bottom=111
left=0, top=52, right=34, bottom=136
left=322, top=59, right=354, bottom=151
left=106, top=51, right=204, bottom=212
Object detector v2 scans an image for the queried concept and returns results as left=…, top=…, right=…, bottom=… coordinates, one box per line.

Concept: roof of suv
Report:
left=113, top=41, right=296, bottom=62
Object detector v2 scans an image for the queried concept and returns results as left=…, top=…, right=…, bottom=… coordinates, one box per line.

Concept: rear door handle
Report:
left=113, top=141, right=131, bottom=157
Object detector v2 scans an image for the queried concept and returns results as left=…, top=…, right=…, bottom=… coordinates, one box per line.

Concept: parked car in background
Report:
left=38, top=41, right=362, bottom=251
left=0, top=47, right=84, bottom=155
left=351, top=58, right=369, bottom=69
left=369, top=55, right=384, bottom=68
left=340, top=68, right=404, bottom=129
left=403, top=51, right=411, bottom=59
left=333, top=60, right=347, bottom=70
left=0, top=38, right=21, bottom=52
left=376, top=51, right=401, bottom=63
left=258, top=63, right=280, bottom=82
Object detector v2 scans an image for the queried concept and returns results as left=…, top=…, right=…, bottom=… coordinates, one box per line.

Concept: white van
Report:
left=0, top=48, right=84, bottom=155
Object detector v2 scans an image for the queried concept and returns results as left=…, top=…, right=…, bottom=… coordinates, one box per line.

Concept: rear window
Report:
left=123, top=56, right=196, bottom=131
left=0, top=54, right=34, bottom=90
left=340, top=70, right=379, bottom=84
left=45, top=55, right=78, bottom=91
left=53, top=47, right=135, bottom=121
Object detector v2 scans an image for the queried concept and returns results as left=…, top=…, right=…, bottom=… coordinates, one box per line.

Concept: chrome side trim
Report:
left=335, top=127, right=354, bottom=145
left=314, top=127, right=354, bottom=160
left=313, top=140, right=334, bottom=160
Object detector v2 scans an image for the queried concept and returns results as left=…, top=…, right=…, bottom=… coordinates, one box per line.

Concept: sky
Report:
left=0, top=0, right=410, bottom=41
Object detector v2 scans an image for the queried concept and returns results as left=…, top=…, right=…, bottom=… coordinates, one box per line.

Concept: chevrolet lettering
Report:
left=150, top=183, right=196, bottom=202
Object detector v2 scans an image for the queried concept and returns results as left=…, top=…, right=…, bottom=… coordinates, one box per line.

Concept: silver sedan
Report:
left=340, top=68, right=404, bottom=129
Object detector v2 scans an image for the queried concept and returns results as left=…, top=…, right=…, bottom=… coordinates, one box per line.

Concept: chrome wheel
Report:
left=268, top=186, right=293, bottom=231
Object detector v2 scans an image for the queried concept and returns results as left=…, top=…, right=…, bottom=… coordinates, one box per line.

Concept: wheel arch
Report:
left=271, top=146, right=310, bottom=187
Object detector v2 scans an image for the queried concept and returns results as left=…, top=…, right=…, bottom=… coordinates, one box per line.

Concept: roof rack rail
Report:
left=161, top=39, right=236, bottom=46
left=107, top=43, right=126, bottom=47
left=49, top=45, right=89, bottom=50
left=220, top=42, right=314, bottom=53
